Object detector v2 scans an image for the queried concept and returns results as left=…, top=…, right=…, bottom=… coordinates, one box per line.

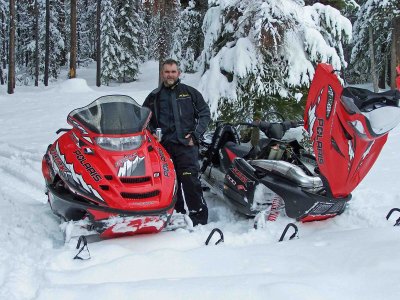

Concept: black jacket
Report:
left=143, top=80, right=211, bottom=145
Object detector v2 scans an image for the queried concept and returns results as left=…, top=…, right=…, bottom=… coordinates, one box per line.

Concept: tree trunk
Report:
left=368, top=26, right=378, bottom=92
left=96, top=0, right=101, bottom=87
left=378, top=44, right=386, bottom=89
left=69, top=0, right=77, bottom=78
left=57, top=0, right=67, bottom=66
left=8, top=0, right=15, bottom=94
left=1, top=9, right=6, bottom=70
left=390, top=16, right=400, bottom=89
left=158, top=0, right=174, bottom=84
left=34, top=0, right=39, bottom=86
left=0, top=63, right=4, bottom=85
left=44, top=0, right=50, bottom=86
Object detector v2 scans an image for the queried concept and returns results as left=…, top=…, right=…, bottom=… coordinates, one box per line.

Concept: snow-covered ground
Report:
left=1, top=62, right=400, bottom=300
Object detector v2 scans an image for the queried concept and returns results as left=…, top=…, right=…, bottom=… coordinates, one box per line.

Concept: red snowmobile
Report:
left=42, top=95, right=177, bottom=239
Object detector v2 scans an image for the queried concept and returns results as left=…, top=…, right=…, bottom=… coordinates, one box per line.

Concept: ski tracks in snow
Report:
left=0, top=142, right=61, bottom=300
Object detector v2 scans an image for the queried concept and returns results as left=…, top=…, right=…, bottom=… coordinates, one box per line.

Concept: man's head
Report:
left=161, top=59, right=181, bottom=87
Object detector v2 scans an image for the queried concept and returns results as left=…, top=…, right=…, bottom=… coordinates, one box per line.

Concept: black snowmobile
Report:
left=200, top=63, right=400, bottom=226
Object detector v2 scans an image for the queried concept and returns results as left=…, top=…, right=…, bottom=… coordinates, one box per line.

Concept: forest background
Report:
left=0, top=0, right=399, bottom=121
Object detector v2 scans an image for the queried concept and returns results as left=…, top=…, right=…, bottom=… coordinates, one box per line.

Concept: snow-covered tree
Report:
left=199, top=0, right=352, bottom=121
left=0, top=0, right=7, bottom=84
left=77, top=0, right=96, bottom=64
left=100, top=0, right=122, bottom=84
left=115, top=0, right=144, bottom=82
left=350, top=0, right=400, bottom=87
left=171, top=0, right=207, bottom=72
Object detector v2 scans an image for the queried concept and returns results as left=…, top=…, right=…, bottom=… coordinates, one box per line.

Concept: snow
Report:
left=1, top=61, right=400, bottom=300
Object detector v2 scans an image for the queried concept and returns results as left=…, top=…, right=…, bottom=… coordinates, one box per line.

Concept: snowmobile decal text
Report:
left=50, top=147, right=68, bottom=173
left=73, top=149, right=102, bottom=182
left=315, top=118, right=324, bottom=164
left=232, top=167, right=252, bottom=185
left=157, top=147, right=170, bottom=177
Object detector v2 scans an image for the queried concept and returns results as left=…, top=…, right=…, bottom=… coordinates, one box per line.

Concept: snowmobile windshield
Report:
left=68, top=95, right=151, bottom=135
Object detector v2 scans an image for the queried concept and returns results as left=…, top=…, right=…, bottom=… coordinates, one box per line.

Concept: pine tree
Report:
left=0, top=0, right=7, bottom=84
left=199, top=0, right=351, bottom=121
left=171, top=0, right=206, bottom=72
left=101, top=0, right=122, bottom=84
left=77, top=0, right=96, bottom=64
left=115, top=0, right=144, bottom=82
left=350, top=0, right=399, bottom=87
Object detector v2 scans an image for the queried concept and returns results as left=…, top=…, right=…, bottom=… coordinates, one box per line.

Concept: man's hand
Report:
left=185, top=133, right=194, bottom=146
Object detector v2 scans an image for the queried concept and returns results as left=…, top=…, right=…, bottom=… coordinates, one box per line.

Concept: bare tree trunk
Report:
left=96, top=0, right=101, bottom=87
left=369, top=26, right=378, bottom=92
left=57, top=0, right=67, bottom=66
left=1, top=9, right=6, bottom=70
left=69, top=0, right=77, bottom=78
left=390, top=16, right=400, bottom=89
left=34, top=0, right=39, bottom=86
left=8, top=0, right=15, bottom=94
left=158, top=0, right=174, bottom=84
left=158, top=0, right=166, bottom=85
left=44, top=0, right=50, bottom=86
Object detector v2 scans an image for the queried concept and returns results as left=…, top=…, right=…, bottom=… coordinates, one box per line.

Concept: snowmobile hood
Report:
left=304, top=63, right=400, bottom=198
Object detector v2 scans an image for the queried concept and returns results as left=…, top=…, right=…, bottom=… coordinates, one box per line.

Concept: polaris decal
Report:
left=157, top=147, right=170, bottom=177
left=116, top=154, right=145, bottom=177
left=307, top=89, right=323, bottom=138
left=54, top=143, right=104, bottom=202
left=315, top=118, right=324, bottom=164
left=73, top=149, right=102, bottom=182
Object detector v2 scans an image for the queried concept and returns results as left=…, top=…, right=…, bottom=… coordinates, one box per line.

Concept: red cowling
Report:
left=396, top=66, right=400, bottom=90
left=304, top=63, right=388, bottom=198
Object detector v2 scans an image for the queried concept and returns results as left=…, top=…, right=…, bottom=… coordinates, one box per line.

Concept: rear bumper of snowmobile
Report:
left=47, top=185, right=176, bottom=238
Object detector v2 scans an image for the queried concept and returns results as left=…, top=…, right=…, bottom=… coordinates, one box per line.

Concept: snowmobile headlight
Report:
left=95, top=135, right=143, bottom=151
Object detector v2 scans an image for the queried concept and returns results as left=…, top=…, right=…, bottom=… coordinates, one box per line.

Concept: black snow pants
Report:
left=162, top=142, right=208, bottom=226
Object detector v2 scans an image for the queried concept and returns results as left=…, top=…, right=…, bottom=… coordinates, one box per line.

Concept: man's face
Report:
left=161, top=63, right=180, bottom=87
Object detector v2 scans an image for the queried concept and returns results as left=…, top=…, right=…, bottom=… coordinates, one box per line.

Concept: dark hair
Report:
left=162, top=59, right=180, bottom=70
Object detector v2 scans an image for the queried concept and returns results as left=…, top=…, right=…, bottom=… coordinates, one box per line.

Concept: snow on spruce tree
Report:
left=199, top=0, right=352, bottom=121
left=171, top=0, right=207, bottom=73
left=101, top=0, right=122, bottom=85
left=115, top=0, right=145, bottom=82
left=77, top=1, right=96, bottom=64
left=350, top=0, right=400, bottom=89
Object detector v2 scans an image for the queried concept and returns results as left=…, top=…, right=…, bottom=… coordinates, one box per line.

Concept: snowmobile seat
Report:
left=341, top=87, right=400, bottom=136
left=224, top=141, right=251, bottom=158
left=341, top=87, right=400, bottom=113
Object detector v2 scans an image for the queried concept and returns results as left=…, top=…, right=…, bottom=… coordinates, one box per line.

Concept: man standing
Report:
left=143, top=59, right=211, bottom=226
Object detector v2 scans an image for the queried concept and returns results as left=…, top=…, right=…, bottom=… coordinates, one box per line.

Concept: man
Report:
left=143, top=59, right=211, bottom=226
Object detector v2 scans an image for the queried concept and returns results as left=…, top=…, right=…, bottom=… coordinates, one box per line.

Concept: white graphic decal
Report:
left=55, top=142, right=104, bottom=202
left=117, top=155, right=145, bottom=177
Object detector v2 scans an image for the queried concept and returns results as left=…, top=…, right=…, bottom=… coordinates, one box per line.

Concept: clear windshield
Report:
left=68, top=95, right=151, bottom=134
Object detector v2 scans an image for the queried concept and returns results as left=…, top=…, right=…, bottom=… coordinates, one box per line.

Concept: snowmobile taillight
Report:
left=95, top=135, right=143, bottom=151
